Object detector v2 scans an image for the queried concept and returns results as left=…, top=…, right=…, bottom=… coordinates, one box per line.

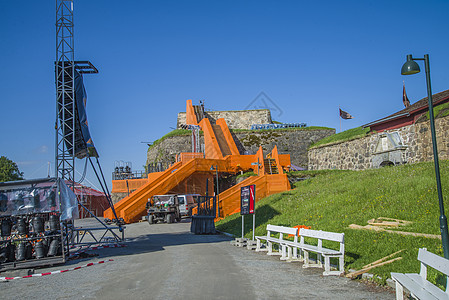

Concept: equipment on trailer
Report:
left=0, top=177, right=77, bottom=271
left=146, top=195, right=181, bottom=224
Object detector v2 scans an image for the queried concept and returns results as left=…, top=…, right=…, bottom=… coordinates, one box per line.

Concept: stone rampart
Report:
left=177, top=109, right=272, bottom=130
left=146, top=134, right=204, bottom=166
left=147, top=128, right=335, bottom=169
left=308, top=115, right=449, bottom=170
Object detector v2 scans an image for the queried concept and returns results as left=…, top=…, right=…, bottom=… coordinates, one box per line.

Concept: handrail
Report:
left=216, top=118, right=240, bottom=155
left=270, top=145, right=284, bottom=174
left=199, top=118, right=223, bottom=159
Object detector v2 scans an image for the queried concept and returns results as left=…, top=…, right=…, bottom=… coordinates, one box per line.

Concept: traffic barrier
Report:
left=0, top=259, right=114, bottom=281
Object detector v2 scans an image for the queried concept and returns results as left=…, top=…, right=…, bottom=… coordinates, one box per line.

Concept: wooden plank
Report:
left=362, top=249, right=405, bottom=269
left=346, top=257, right=402, bottom=278
left=349, top=224, right=441, bottom=239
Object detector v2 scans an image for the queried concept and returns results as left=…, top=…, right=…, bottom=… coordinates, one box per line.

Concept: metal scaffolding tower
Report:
left=55, top=0, right=75, bottom=186
left=54, top=1, right=124, bottom=247
left=55, top=1, right=98, bottom=185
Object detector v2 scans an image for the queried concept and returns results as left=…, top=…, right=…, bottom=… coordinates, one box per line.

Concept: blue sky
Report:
left=1, top=0, right=449, bottom=190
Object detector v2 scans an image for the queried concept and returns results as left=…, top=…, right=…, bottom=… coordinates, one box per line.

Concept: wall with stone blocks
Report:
left=177, top=109, right=272, bottom=130
left=146, top=128, right=335, bottom=170
left=308, top=115, right=449, bottom=170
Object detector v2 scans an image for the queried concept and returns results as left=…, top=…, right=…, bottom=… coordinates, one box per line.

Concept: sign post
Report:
left=241, top=184, right=256, bottom=240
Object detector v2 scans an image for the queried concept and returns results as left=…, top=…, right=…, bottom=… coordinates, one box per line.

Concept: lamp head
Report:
left=401, top=54, right=420, bottom=75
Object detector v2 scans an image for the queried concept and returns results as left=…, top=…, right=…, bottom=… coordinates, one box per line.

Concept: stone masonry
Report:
left=177, top=109, right=272, bottom=130
left=147, top=128, right=335, bottom=169
left=308, top=114, right=449, bottom=170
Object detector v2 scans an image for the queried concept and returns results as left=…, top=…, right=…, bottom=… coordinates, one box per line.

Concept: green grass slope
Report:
left=216, top=161, right=449, bottom=286
left=309, top=126, right=370, bottom=148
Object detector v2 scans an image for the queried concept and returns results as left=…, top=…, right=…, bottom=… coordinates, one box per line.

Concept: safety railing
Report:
left=147, top=162, right=171, bottom=174
left=250, top=123, right=306, bottom=130
left=112, top=170, right=147, bottom=180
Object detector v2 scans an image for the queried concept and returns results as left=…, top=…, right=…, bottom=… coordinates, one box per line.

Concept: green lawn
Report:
left=147, top=129, right=191, bottom=151
left=230, top=126, right=334, bottom=134
left=309, top=127, right=370, bottom=148
left=216, top=161, right=449, bottom=286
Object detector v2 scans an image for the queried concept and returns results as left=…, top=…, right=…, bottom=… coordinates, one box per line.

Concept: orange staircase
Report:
left=212, top=124, right=232, bottom=156
left=105, top=100, right=292, bottom=223
left=217, top=146, right=290, bottom=218
left=105, top=158, right=231, bottom=223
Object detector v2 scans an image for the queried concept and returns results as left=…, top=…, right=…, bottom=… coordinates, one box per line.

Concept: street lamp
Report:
left=401, top=54, right=449, bottom=258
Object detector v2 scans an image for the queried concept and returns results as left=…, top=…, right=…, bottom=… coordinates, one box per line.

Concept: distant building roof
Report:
left=72, top=184, right=105, bottom=197
left=363, top=89, right=449, bottom=132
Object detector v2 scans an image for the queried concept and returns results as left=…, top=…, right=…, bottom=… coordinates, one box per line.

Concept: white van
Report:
left=177, top=194, right=200, bottom=217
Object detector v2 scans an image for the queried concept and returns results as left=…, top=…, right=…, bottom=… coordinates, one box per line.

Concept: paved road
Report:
left=0, top=219, right=393, bottom=299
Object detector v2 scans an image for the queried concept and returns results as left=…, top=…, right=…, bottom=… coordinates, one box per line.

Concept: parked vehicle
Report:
left=177, top=194, right=200, bottom=217
left=146, top=195, right=181, bottom=224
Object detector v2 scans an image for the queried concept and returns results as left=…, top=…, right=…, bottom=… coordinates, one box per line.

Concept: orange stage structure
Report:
left=104, top=100, right=291, bottom=223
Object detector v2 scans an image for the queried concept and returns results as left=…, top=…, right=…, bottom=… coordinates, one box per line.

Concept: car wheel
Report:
left=166, top=214, right=173, bottom=224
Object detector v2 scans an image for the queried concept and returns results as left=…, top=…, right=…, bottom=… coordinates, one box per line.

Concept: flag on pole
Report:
left=339, top=108, right=353, bottom=120
left=403, top=82, right=410, bottom=108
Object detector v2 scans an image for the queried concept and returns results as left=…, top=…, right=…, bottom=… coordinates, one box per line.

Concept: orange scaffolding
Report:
left=104, top=100, right=291, bottom=223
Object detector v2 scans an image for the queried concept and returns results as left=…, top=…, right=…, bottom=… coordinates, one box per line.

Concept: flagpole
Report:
left=339, top=106, right=342, bottom=132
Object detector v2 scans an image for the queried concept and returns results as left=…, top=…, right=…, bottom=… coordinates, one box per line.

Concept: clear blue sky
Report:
left=1, top=0, right=449, bottom=190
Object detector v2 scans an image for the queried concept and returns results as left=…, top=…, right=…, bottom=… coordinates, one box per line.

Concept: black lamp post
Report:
left=401, top=54, right=449, bottom=258
left=210, top=165, right=220, bottom=217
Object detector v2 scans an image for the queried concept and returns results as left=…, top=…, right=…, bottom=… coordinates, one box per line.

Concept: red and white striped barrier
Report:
left=0, top=259, right=114, bottom=281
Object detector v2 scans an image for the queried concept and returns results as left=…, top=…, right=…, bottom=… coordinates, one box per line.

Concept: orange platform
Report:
left=104, top=100, right=291, bottom=223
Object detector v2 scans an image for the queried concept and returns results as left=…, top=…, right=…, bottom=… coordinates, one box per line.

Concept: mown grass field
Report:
left=216, top=160, right=449, bottom=286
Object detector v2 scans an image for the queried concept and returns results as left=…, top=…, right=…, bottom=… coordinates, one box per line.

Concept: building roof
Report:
left=363, top=89, right=449, bottom=129
left=72, top=184, right=105, bottom=197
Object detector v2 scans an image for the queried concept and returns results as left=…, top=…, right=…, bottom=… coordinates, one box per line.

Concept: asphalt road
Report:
left=0, top=219, right=394, bottom=299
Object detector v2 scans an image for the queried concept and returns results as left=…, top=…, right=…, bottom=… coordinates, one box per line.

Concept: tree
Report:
left=0, top=156, right=24, bottom=182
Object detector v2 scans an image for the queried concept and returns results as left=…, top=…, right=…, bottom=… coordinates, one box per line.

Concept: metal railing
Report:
left=147, top=162, right=171, bottom=173
left=250, top=123, right=307, bottom=130
left=112, top=170, right=147, bottom=180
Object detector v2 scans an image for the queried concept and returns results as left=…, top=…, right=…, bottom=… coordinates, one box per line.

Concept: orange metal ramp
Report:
left=104, top=161, right=182, bottom=222
left=104, top=158, right=230, bottom=223
left=106, top=100, right=292, bottom=224
left=187, top=99, right=238, bottom=159
left=106, top=147, right=292, bottom=223
left=218, top=173, right=290, bottom=218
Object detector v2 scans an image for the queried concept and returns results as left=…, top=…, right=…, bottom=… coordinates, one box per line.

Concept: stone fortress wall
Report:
left=308, top=114, right=449, bottom=170
left=177, top=109, right=272, bottom=130
left=147, top=128, right=335, bottom=170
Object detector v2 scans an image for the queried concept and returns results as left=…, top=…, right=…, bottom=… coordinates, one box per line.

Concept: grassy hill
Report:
left=216, top=160, right=449, bottom=286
